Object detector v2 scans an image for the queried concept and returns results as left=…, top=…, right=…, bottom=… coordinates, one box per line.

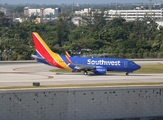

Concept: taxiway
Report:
left=0, top=61, right=163, bottom=88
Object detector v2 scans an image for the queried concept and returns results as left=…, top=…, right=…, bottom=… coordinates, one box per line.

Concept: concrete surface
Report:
left=0, top=61, right=163, bottom=88
left=0, top=86, right=163, bottom=120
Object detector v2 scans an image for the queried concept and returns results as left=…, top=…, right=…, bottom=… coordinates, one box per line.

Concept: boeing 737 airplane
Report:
left=31, top=32, right=141, bottom=75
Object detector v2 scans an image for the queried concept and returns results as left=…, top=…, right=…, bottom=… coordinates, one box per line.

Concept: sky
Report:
left=0, top=0, right=162, bottom=5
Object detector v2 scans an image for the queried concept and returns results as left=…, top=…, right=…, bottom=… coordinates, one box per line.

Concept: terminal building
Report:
left=74, top=8, right=163, bottom=26
left=105, top=9, right=163, bottom=21
left=75, top=8, right=163, bottom=21
left=14, top=7, right=163, bottom=26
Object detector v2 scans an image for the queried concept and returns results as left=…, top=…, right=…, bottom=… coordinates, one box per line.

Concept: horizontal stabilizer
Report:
left=31, top=54, right=45, bottom=60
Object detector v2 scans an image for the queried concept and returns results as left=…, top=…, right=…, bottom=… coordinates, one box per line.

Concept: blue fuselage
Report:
left=36, top=53, right=141, bottom=73
left=69, top=57, right=141, bottom=73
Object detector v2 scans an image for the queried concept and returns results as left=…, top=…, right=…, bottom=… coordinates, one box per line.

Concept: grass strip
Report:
left=1, top=82, right=163, bottom=90
left=134, top=64, right=163, bottom=74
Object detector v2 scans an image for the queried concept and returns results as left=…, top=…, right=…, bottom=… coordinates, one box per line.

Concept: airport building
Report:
left=19, top=7, right=163, bottom=26
left=24, top=7, right=61, bottom=17
left=23, top=7, right=62, bottom=23
left=105, top=9, right=163, bottom=21
left=0, top=7, right=7, bottom=15
left=55, top=8, right=62, bottom=16
left=75, top=8, right=163, bottom=21
left=74, top=8, right=163, bottom=26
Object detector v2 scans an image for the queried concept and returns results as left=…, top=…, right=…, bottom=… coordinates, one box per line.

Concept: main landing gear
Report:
left=83, top=71, right=88, bottom=75
left=126, top=72, right=129, bottom=75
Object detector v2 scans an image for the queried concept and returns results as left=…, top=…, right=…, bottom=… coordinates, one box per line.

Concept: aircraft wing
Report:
left=74, top=64, right=96, bottom=70
left=68, top=63, right=106, bottom=71
left=65, top=54, right=103, bottom=70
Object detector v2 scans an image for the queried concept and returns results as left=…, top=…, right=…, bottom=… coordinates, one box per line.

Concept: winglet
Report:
left=65, top=51, right=71, bottom=57
left=65, top=55, right=72, bottom=64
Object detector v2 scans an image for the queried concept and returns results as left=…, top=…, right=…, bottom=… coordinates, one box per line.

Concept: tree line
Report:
left=0, top=11, right=163, bottom=60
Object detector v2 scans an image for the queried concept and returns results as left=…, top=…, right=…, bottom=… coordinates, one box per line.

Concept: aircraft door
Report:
left=124, top=61, right=128, bottom=68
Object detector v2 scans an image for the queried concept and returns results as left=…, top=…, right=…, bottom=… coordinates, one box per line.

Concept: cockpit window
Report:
left=130, top=61, right=135, bottom=65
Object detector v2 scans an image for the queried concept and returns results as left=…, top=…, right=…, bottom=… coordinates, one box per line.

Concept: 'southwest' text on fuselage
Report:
left=87, top=59, right=121, bottom=66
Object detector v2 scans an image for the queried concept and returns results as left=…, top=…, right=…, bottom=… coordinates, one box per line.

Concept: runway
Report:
left=0, top=61, right=163, bottom=88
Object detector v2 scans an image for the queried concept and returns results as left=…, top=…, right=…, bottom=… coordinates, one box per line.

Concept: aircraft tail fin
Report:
left=32, top=32, right=60, bottom=66
left=32, top=32, right=55, bottom=59
left=32, top=32, right=69, bottom=69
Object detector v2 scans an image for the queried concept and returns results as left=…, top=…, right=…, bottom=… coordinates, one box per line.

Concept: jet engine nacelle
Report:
left=94, top=67, right=107, bottom=75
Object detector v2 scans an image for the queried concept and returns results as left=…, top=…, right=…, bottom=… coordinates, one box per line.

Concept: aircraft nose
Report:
left=136, top=64, right=141, bottom=70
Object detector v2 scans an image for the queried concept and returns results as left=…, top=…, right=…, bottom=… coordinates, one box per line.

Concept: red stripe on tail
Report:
left=32, top=32, right=63, bottom=69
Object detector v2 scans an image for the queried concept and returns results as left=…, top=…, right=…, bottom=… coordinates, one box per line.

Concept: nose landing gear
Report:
left=126, top=72, right=129, bottom=75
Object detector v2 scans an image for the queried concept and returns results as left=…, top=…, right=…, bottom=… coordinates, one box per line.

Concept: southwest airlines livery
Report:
left=31, top=32, right=141, bottom=75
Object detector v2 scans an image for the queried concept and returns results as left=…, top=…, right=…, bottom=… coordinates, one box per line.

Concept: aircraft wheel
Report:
left=83, top=71, right=88, bottom=75
left=126, top=72, right=129, bottom=75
